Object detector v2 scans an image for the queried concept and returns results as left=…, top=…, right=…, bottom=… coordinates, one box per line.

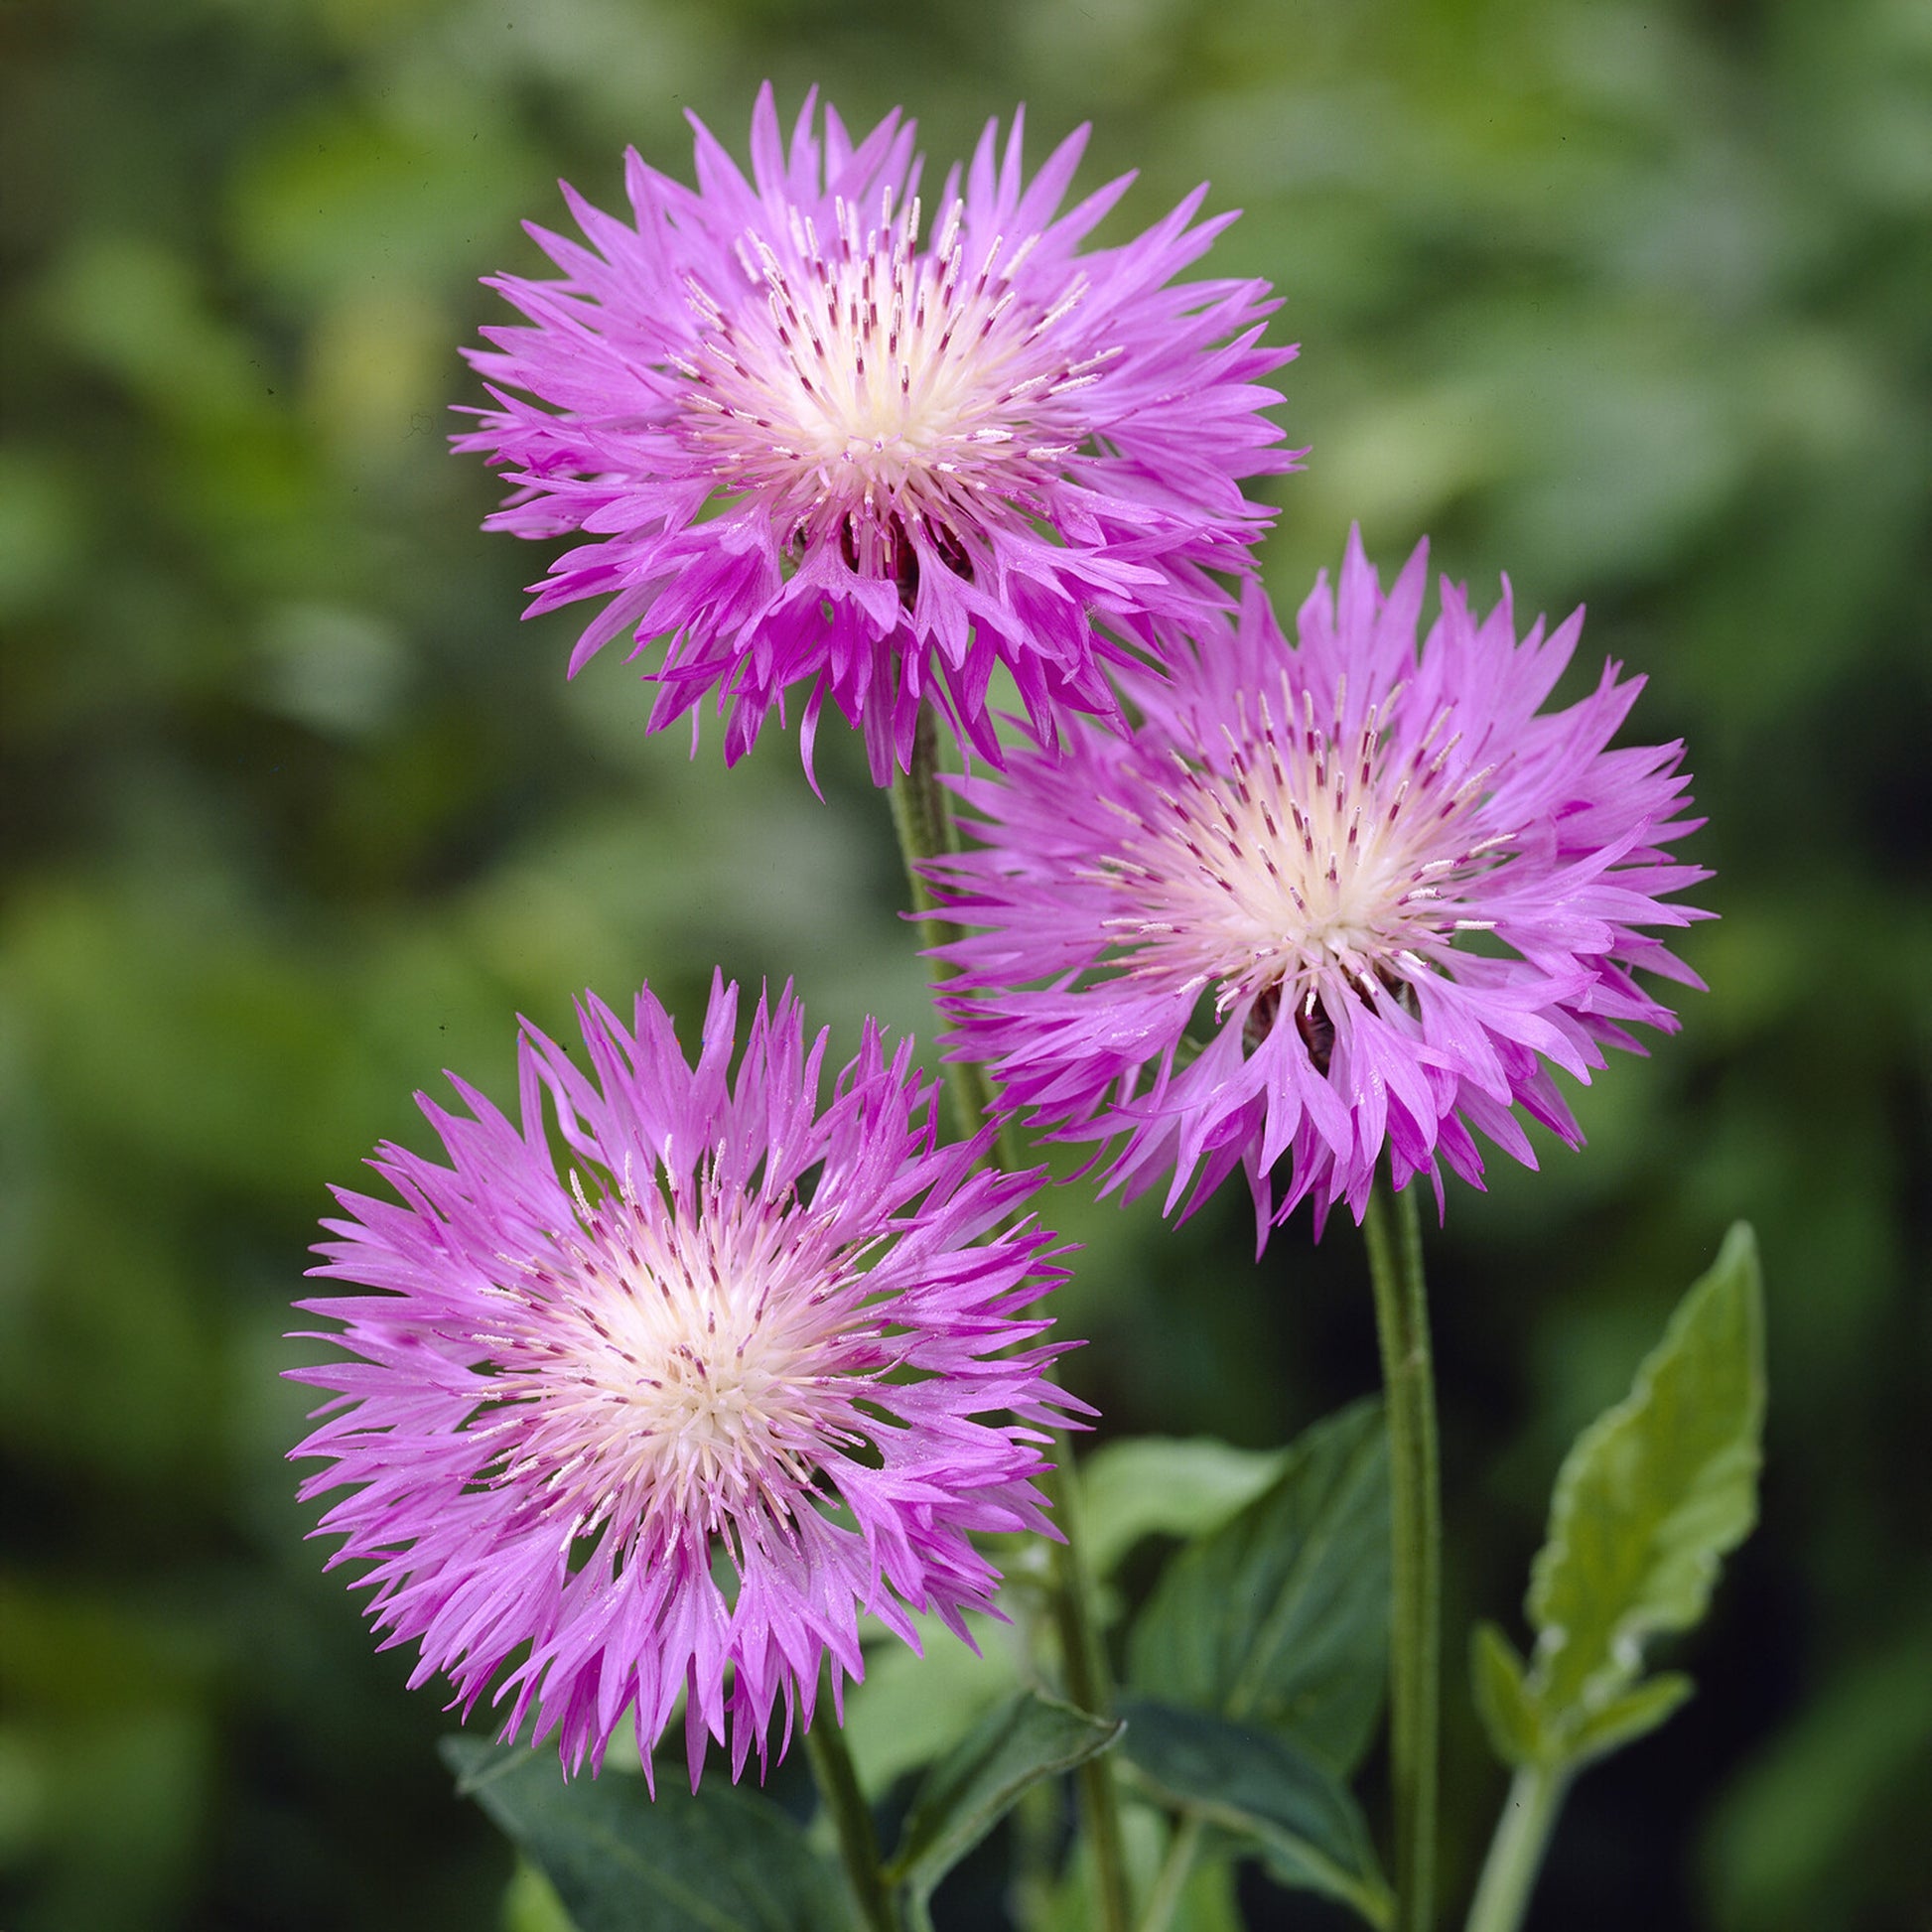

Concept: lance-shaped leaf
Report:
left=1526, top=1222, right=1766, bottom=1725
left=1471, top=1621, right=1696, bottom=1772
left=887, top=1689, right=1123, bottom=1910
left=1117, top=1697, right=1392, bottom=1930
left=443, top=1737, right=848, bottom=1932
left=1127, top=1399, right=1388, bottom=1771
left=1566, top=1672, right=1697, bottom=1762
left=1469, top=1621, right=1548, bottom=1770
left=1080, top=1436, right=1291, bottom=1581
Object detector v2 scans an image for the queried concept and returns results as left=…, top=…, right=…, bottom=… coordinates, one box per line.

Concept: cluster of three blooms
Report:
left=290, top=86, right=1707, bottom=1786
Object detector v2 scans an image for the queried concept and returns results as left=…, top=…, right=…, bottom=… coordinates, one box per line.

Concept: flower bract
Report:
left=927, top=531, right=1711, bottom=1240
left=290, top=976, right=1078, bottom=1783
left=458, top=84, right=1293, bottom=783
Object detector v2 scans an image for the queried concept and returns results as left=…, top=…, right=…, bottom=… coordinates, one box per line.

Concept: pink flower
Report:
left=290, top=977, right=1079, bottom=1784
left=458, top=84, right=1293, bottom=783
left=926, top=531, right=1710, bottom=1240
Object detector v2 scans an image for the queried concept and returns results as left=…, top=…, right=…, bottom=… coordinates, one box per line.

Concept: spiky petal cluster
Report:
left=290, top=977, right=1078, bottom=1784
left=926, top=531, right=1710, bottom=1240
left=457, top=83, right=1293, bottom=783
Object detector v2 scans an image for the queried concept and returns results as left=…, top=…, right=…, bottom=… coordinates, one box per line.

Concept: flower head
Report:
left=927, top=531, right=1710, bottom=1240
left=458, top=84, right=1293, bottom=783
left=290, top=976, right=1078, bottom=1784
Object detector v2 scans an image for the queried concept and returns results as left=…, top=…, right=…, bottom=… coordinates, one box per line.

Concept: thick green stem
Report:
left=1362, top=1168, right=1441, bottom=1932
left=1463, top=1764, right=1568, bottom=1932
left=804, top=1711, right=901, bottom=1932
left=885, top=709, right=1132, bottom=1932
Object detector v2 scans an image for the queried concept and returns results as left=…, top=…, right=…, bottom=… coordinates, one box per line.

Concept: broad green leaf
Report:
left=1081, top=1436, right=1291, bottom=1580
left=1469, top=1622, right=1546, bottom=1770
left=1127, top=1400, right=1389, bottom=1771
left=1527, top=1223, right=1765, bottom=1720
left=1117, top=1698, right=1393, bottom=1930
left=442, top=1738, right=848, bottom=1932
left=1566, top=1674, right=1695, bottom=1765
left=888, top=1690, right=1123, bottom=1907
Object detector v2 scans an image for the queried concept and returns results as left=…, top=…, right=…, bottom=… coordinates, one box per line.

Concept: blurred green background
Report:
left=2, top=0, right=1928, bottom=1926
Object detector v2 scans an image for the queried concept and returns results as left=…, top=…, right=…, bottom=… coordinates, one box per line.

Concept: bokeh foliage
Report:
left=2, top=0, right=1928, bottom=1927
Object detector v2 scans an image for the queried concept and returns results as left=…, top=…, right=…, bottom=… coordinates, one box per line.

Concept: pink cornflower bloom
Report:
left=926, top=531, right=1710, bottom=1240
left=289, top=977, right=1079, bottom=1785
left=457, top=84, right=1293, bottom=783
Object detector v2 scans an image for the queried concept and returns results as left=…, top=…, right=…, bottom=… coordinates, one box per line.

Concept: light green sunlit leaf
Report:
left=1565, top=1673, right=1695, bottom=1766
left=1527, top=1223, right=1766, bottom=1723
left=841, top=1605, right=1023, bottom=1794
left=1080, top=1435, right=1291, bottom=1581
left=1469, top=1622, right=1545, bottom=1771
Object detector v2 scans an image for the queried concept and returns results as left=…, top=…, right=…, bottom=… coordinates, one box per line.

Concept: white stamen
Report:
left=676, top=203, right=1118, bottom=578
left=1104, top=692, right=1514, bottom=1035
left=468, top=1170, right=882, bottom=1565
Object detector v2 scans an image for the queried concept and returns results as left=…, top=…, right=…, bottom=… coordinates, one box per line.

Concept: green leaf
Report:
left=888, top=1690, right=1123, bottom=1908
left=442, top=1738, right=848, bottom=1932
left=1126, top=1399, right=1389, bottom=1771
left=1527, top=1222, right=1766, bottom=1721
left=1116, top=1698, right=1392, bottom=1929
left=1031, top=1803, right=1243, bottom=1932
left=502, top=1858, right=580, bottom=1932
left=1566, top=1674, right=1695, bottom=1765
left=840, top=1605, right=1024, bottom=1793
left=1165, top=1852, right=1247, bottom=1932
left=1469, top=1622, right=1546, bottom=1770
left=1080, top=1436, right=1291, bottom=1580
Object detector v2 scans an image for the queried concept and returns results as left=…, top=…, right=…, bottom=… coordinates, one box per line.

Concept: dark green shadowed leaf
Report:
left=1126, top=1399, right=1389, bottom=1771
left=887, top=1690, right=1123, bottom=1907
left=1527, top=1223, right=1766, bottom=1722
left=1117, top=1698, right=1392, bottom=1929
left=442, top=1738, right=849, bottom=1932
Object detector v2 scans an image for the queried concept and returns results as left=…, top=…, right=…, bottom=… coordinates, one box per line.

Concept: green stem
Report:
left=1137, top=1814, right=1206, bottom=1932
left=1463, top=1764, right=1569, bottom=1932
left=1362, top=1167, right=1441, bottom=1932
left=804, top=1710, right=901, bottom=1932
left=886, top=706, right=1001, bottom=1145
left=885, top=708, right=1132, bottom=1932
left=1047, top=1452, right=1133, bottom=1932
